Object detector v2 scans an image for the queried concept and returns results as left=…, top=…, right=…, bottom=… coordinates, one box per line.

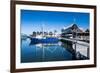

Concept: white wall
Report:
left=0, top=0, right=100, bottom=73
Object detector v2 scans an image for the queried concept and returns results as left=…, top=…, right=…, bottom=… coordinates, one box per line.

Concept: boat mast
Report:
left=42, top=22, right=44, bottom=38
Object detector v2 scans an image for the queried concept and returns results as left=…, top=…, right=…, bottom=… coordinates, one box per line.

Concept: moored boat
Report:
left=30, top=37, right=59, bottom=44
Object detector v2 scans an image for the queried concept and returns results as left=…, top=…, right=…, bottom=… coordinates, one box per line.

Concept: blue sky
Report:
left=21, top=10, right=90, bottom=35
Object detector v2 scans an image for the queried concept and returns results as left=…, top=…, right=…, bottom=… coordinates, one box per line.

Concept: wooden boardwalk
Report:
left=59, top=37, right=89, bottom=47
left=59, top=37, right=89, bottom=58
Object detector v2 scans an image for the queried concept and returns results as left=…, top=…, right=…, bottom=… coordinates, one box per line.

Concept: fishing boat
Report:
left=30, top=23, right=59, bottom=44
left=30, top=37, right=59, bottom=44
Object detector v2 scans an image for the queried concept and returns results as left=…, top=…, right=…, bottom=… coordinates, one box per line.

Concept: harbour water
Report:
left=21, top=39, right=75, bottom=63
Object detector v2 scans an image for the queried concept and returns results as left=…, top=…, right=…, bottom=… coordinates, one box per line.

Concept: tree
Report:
left=85, top=29, right=89, bottom=33
left=36, top=31, right=40, bottom=35
left=49, top=31, right=53, bottom=37
left=32, top=31, right=36, bottom=37
left=54, top=30, right=57, bottom=37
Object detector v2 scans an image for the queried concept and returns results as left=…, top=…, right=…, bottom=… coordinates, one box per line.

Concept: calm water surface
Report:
left=21, top=39, right=74, bottom=63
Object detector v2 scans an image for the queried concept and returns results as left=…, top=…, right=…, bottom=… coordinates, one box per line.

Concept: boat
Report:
left=30, top=23, right=59, bottom=44
left=30, top=37, right=59, bottom=44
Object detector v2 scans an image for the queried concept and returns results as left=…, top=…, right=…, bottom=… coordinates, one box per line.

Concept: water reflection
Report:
left=21, top=39, right=76, bottom=63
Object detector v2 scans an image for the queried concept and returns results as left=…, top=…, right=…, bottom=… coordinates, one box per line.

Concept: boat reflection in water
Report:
left=21, top=38, right=86, bottom=63
left=21, top=38, right=73, bottom=63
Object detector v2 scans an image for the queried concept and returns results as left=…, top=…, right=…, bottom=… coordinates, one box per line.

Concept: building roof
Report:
left=62, top=24, right=83, bottom=34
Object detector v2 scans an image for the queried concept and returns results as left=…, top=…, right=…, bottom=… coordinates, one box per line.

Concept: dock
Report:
left=59, top=37, right=89, bottom=59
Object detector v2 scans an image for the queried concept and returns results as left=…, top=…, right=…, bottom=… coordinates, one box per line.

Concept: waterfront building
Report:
left=61, top=24, right=89, bottom=42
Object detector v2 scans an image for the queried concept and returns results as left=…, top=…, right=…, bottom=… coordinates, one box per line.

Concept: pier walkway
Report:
left=59, top=37, right=89, bottom=59
left=59, top=37, right=89, bottom=47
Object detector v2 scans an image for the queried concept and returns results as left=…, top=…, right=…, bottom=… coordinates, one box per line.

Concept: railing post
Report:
left=74, top=40, right=77, bottom=58
left=87, top=47, right=89, bottom=59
